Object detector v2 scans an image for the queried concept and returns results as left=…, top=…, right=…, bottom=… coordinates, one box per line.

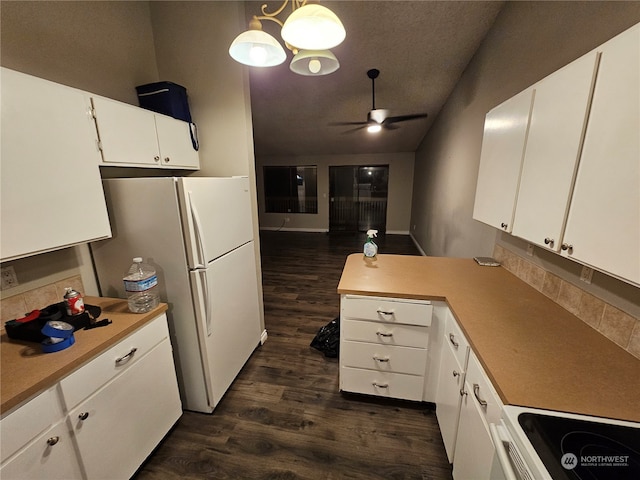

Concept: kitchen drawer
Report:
left=464, top=352, right=502, bottom=425
left=444, top=309, right=470, bottom=369
left=0, top=387, right=63, bottom=464
left=340, top=366, right=425, bottom=401
left=342, top=318, right=429, bottom=348
left=342, top=295, right=432, bottom=326
left=59, top=314, right=169, bottom=410
left=341, top=341, right=428, bottom=376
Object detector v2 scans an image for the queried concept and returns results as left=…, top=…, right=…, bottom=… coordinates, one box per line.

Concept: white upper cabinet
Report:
left=511, top=51, right=600, bottom=251
left=473, top=88, right=534, bottom=233
left=92, top=96, right=199, bottom=170
left=561, top=24, right=640, bottom=285
left=0, top=68, right=112, bottom=262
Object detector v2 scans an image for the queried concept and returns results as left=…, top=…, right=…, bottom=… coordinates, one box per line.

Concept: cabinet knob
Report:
left=78, top=412, right=89, bottom=421
left=164, top=157, right=170, bottom=163
left=544, top=237, right=555, bottom=247
left=500, top=222, right=508, bottom=229
left=452, top=370, right=460, bottom=378
left=154, top=155, right=160, bottom=162
left=46, top=436, right=60, bottom=446
left=561, top=243, right=573, bottom=253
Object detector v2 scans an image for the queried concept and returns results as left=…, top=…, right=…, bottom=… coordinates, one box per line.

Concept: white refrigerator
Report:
left=91, top=176, right=264, bottom=413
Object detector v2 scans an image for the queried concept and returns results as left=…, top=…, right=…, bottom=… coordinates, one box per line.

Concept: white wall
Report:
left=256, top=152, right=415, bottom=233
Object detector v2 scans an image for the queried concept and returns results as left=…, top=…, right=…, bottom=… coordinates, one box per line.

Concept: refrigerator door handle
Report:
left=198, top=269, right=212, bottom=337
left=188, top=191, right=208, bottom=268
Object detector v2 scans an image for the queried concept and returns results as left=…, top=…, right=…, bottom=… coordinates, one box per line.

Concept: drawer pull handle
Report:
left=373, top=355, right=390, bottom=363
left=372, top=382, right=389, bottom=389
left=78, top=412, right=89, bottom=421
left=473, top=383, right=488, bottom=408
left=376, top=331, right=393, bottom=338
left=449, top=333, right=459, bottom=348
left=115, top=347, right=138, bottom=365
left=376, top=308, right=394, bottom=316
left=452, top=370, right=460, bottom=378
left=46, top=436, right=60, bottom=446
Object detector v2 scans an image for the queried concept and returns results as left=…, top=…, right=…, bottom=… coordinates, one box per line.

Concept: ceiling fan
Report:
left=331, top=68, right=428, bottom=133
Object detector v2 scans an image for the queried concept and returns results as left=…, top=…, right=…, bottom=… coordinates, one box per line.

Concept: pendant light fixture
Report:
left=229, top=1, right=345, bottom=76
left=290, top=50, right=339, bottom=76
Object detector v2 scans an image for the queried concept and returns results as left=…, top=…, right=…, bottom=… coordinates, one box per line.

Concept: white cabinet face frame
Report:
left=511, top=51, right=601, bottom=251
left=473, top=88, right=535, bottom=233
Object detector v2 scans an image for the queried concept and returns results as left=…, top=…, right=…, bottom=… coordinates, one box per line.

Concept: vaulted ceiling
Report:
left=244, top=1, right=505, bottom=157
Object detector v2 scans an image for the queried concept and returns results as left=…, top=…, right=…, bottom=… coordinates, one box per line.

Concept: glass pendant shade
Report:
left=229, top=29, right=286, bottom=67
left=290, top=50, right=339, bottom=76
left=281, top=4, right=346, bottom=50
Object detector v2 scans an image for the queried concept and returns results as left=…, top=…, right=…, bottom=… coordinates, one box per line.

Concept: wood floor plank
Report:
left=134, top=232, right=452, bottom=480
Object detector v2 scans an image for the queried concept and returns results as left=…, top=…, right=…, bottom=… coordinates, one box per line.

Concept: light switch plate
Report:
left=580, top=266, right=594, bottom=284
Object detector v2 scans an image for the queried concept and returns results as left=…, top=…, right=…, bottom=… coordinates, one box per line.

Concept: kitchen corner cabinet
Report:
left=0, top=68, right=112, bottom=262
left=561, top=24, right=640, bottom=284
left=511, top=51, right=599, bottom=251
left=92, top=96, right=199, bottom=170
left=472, top=88, right=534, bottom=233
left=339, top=295, right=433, bottom=401
left=0, top=313, right=182, bottom=480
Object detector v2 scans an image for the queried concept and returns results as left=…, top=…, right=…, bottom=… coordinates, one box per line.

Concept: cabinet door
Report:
left=92, top=96, right=161, bottom=166
left=562, top=25, right=640, bottom=285
left=511, top=51, right=599, bottom=251
left=435, top=339, right=466, bottom=463
left=0, top=421, right=82, bottom=480
left=0, top=68, right=111, bottom=261
left=69, top=339, right=181, bottom=479
left=451, top=379, right=495, bottom=480
left=473, top=88, right=534, bottom=232
left=155, top=114, right=200, bottom=169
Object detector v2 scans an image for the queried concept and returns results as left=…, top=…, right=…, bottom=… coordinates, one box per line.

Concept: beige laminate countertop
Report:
left=1, top=296, right=168, bottom=415
left=337, top=254, right=640, bottom=423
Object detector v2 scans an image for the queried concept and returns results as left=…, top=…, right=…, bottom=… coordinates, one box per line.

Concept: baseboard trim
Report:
left=260, top=329, right=268, bottom=345
left=409, top=232, right=427, bottom=256
left=260, top=227, right=329, bottom=233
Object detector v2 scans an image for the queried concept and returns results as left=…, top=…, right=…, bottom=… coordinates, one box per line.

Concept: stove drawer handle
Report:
left=489, top=423, right=518, bottom=480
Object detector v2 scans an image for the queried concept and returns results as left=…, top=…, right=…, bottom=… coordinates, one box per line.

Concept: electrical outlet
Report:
left=580, top=266, right=594, bottom=284
left=285, top=217, right=290, bottom=223
left=1, top=266, right=19, bottom=290
left=526, top=244, right=534, bottom=256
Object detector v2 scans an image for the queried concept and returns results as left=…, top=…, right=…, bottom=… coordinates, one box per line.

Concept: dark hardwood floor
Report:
left=135, top=232, right=453, bottom=480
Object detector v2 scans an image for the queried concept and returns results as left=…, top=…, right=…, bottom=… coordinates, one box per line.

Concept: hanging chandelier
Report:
left=229, top=1, right=345, bottom=76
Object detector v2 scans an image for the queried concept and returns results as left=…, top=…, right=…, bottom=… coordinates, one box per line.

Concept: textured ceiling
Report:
left=244, top=1, right=504, bottom=157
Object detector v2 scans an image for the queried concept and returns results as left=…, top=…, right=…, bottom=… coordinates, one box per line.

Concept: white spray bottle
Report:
left=363, top=229, right=378, bottom=258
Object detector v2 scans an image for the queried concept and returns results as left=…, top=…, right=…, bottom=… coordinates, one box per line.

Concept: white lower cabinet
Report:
left=452, top=351, right=503, bottom=480
left=0, top=314, right=181, bottom=479
left=68, top=339, right=181, bottom=479
left=435, top=309, right=470, bottom=463
left=339, top=295, right=433, bottom=401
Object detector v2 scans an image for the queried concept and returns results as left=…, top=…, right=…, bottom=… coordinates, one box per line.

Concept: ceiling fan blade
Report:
left=384, top=113, right=429, bottom=125
left=329, top=121, right=369, bottom=126
left=340, top=125, right=368, bottom=134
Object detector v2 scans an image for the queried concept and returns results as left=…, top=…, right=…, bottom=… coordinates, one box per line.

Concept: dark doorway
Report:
left=329, top=165, right=389, bottom=233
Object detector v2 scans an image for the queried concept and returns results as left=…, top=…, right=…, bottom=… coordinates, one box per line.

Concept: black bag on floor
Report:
left=310, top=316, right=340, bottom=358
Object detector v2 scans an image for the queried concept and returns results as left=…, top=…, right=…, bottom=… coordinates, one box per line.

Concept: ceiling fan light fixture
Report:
left=229, top=23, right=286, bottom=67
left=367, top=124, right=382, bottom=134
left=290, top=49, right=340, bottom=76
left=281, top=4, right=346, bottom=50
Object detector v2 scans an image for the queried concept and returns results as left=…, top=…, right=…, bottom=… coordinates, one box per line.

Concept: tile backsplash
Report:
left=0, top=275, right=85, bottom=325
left=493, top=245, right=640, bottom=359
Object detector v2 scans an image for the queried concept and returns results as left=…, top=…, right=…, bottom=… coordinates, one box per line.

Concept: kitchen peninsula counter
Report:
left=1, top=296, right=167, bottom=415
left=337, top=254, right=640, bottom=423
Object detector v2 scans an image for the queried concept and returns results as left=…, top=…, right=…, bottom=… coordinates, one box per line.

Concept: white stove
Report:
left=490, top=405, right=640, bottom=480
